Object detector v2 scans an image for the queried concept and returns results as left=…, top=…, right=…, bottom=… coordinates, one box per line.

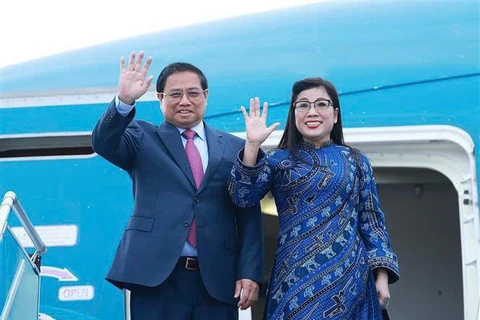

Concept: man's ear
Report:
left=157, top=92, right=163, bottom=103
left=204, top=89, right=209, bottom=100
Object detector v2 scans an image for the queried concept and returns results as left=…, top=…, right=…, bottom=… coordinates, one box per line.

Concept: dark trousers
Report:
left=129, top=263, right=238, bottom=320
left=382, top=309, right=390, bottom=320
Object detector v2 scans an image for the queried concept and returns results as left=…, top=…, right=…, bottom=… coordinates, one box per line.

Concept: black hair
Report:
left=156, top=62, right=208, bottom=93
left=278, top=77, right=360, bottom=160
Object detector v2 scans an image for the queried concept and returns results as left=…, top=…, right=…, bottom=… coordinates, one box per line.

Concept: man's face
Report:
left=157, top=71, right=208, bottom=129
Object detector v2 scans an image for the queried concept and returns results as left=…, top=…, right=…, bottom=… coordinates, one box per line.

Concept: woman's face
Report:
left=294, top=86, right=338, bottom=148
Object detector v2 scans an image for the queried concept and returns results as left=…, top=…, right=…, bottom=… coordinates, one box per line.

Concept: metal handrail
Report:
left=0, top=260, right=25, bottom=320
left=0, top=191, right=47, bottom=254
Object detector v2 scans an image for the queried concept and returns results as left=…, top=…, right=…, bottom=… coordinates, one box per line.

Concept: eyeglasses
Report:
left=160, top=89, right=207, bottom=102
left=294, top=98, right=332, bottom=112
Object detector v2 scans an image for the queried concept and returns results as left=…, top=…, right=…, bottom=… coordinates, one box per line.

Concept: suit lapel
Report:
left=157, top=122, right=196, bottom=188
left=198, top=124, right=225, bottom=193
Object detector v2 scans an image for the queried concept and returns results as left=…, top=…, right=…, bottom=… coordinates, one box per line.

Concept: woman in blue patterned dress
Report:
left=228, top=78, right=399, bottom=319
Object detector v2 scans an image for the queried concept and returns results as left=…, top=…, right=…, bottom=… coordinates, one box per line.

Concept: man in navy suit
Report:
left=92, top=51, right=263, bottom=320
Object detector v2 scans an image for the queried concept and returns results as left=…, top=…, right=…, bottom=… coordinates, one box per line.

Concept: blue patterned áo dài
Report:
left=229, top=141, right=400, bottom=320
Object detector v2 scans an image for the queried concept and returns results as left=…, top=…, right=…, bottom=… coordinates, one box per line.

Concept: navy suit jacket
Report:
left=92, top=100, right=264, bottom=304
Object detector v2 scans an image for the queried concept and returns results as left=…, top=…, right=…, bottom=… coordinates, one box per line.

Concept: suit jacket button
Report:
left=194, top=197, right=200, bottom=203
left=183, top=221, right=190, bottom=227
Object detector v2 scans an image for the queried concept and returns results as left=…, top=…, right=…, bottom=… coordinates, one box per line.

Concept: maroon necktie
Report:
left=182, top=129, right=203, bottom=248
